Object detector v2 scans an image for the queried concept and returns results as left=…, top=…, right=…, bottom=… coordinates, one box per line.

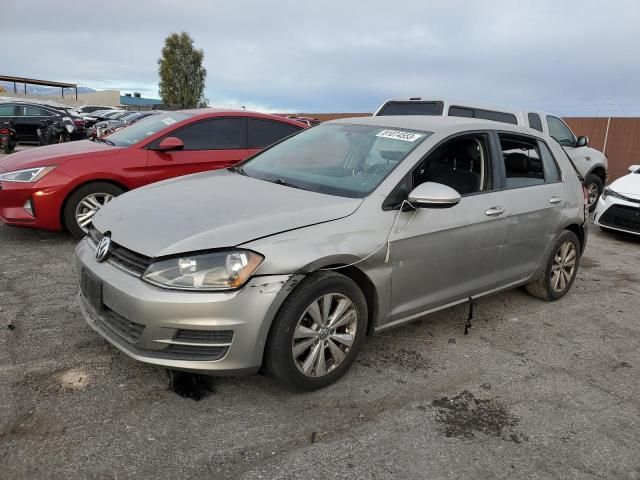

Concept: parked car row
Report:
left=1, top=99, right=637, bottom=391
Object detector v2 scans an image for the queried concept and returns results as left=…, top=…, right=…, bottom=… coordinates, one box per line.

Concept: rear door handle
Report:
left=549, top=196, right=562, bottom=204
left=485, top=206, right=506, bottom=216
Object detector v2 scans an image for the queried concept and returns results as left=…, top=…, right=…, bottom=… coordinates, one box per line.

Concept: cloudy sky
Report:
left=2, top=0, right=639, bottom=115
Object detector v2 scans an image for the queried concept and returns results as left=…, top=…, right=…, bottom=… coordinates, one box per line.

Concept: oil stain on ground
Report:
left=431, top=390, right=527, bottom=443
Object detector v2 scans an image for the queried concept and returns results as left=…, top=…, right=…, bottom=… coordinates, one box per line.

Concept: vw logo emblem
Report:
left=96, top=236, right=111, bottom=262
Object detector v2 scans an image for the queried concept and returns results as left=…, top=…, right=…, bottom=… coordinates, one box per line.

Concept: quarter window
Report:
left=527, top=113, right=543, bottom=132
left=538, top=141, right=561, bottom=183
left=170, top=118, right=246, bottom=150
left=546, top=116, right=575, bottom=147
left=248, top=118, right=301, bottom=148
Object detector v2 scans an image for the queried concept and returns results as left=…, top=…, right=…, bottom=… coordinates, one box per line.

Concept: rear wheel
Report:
left=63, top=182, right=124, bottom=239
left=525, top=230, right=580, bottom=301
left=584, top=174, right=603, bottom=212
left=265, top=272, right=367, bottom=391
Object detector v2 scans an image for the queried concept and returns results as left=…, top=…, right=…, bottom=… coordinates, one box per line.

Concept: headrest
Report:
left=504, top=152, right=530, bottom=173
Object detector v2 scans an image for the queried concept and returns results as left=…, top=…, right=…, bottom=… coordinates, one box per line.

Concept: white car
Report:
left=594, top=165, right=640, bottom=236
left=374, top=98, right=609, bottom=211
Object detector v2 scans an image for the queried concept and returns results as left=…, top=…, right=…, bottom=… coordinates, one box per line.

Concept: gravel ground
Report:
left=1, top=223, right=639, bottom=479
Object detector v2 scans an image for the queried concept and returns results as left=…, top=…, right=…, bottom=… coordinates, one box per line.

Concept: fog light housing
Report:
left=23, top=199, right=34, bottom=217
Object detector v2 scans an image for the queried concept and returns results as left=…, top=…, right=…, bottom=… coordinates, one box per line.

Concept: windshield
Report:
left=106, top=112, right=192, bottom=147
left=240, top=123, right=430, bottom=198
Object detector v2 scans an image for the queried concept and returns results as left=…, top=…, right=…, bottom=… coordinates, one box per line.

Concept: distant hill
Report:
left=0, top=81, right=96, bottom=96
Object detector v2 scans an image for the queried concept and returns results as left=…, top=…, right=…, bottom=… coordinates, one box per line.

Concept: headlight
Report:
left=0, top=166, right=56, bottom=183
left=602, top=187, right=625, bottom=200
left=142, top=250, right=264, bottom=291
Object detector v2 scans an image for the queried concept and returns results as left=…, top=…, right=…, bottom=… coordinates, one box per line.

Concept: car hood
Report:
left=92, top=170, right=363, bottom=257
left=0, top=140, right=120, bottom=171
left=610, top=172, right=640, bottom=196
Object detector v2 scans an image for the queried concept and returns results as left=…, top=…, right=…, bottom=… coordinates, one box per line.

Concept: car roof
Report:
left=327, top=114, right=544, bottom=137
left=377, top=97, right=550, bottom=118
left=178, top=108, right=309, bottom=126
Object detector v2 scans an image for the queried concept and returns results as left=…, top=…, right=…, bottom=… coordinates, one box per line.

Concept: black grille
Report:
left=174, top=329, right=234, bottom=344
left=599, top=204, right=640, bottom=233
left=163, top=344, right=229, bottom=360
left=96, top=307, right=145, bottom=344
left=88, top=226, right=152, bottom=276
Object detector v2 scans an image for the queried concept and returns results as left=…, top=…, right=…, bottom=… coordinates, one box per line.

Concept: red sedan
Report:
left=0, top=109, right=306, bottom=238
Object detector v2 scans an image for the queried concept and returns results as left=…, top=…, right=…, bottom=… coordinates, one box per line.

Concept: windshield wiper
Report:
left=270, top=178, right=305, bottom=190
left=228, top=165, right=248, bottom=176
left=95, top=137, right=115, bottom=146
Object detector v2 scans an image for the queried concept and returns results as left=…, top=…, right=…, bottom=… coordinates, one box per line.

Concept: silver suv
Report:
left=75, top=116, right=587, bottom=390
left=375, top=98, right=607, bottom=210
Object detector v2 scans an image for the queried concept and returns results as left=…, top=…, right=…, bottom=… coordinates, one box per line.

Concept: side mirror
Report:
left=628, top=164, right=640, bottom=173
left=155, top=136, right=184, bottom=152
left=407, top=182, right=461, bottom=208
left=575, top=136, right=589, bottom=147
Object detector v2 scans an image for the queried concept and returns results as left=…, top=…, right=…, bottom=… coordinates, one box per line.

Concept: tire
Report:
left=63, top=182, right=124, bottom=239
left=265, top=271, right=368, bottom=391
left=585, top=174, right=603, bottom=212
left=525, top=230, right=580, bottom=301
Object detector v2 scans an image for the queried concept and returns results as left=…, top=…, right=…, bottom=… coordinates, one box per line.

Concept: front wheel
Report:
left=63, top=182, right=124, bottom=239
left=525, top=230, right=580, bottom=301
left=265, top=272, right=368, bottom=391
left=585, top=174, right=603, bottom=212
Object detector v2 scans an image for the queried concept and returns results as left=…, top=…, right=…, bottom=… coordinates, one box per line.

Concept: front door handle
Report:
left=485, top=206, right=506, bottom=216
left=549, top=196, right=562, bottom=204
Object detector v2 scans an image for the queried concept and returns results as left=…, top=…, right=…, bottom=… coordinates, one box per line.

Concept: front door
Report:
left=145, top=117, right=249, bottom=184
left=389, top=133, right=507, bottom=322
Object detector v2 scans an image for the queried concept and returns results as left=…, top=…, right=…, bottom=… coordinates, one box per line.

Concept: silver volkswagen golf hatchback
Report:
left=75, top=116, right=587, bottom=390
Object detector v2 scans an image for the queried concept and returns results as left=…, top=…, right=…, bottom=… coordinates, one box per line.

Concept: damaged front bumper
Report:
left=74, top=237, right=303, bottom=374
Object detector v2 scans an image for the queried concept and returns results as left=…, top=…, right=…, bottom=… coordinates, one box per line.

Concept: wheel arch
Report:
left=586, top=165, right=607, bottom=183
left=59, top=178, right=129, bottom=231
left=562, top=223, right=586, bottom=255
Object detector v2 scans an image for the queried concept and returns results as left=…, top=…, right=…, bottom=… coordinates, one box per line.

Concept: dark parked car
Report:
left=0, top=101, right=77, bottom=143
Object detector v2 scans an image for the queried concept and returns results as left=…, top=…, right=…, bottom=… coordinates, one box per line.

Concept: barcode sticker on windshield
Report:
left=376, top=130, right=423, bottom=142
left=162, top=118, right=177, bottom=125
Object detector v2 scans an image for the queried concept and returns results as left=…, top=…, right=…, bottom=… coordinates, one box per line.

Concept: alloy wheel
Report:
left=587, top=182, right=599, bottom=208
left=292, top=293, right=358, bottom=377
left=74, top=193, right=114, bottom=232
left=551, top=241, right=577, bottom=293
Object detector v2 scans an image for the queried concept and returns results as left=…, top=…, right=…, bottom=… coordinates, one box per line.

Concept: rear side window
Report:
left=248, top=118, right=301, bottom=148
left=449, top=106, right=518, bottom=125
left=499, top=133, right=548, bottom=188
left=376, top=101, right=443, bottom=116
left=527, top=113, right=543, bottom=132
left=170, top=118, right=246, bottom=150
left=546, top=116, right=575, bottom=147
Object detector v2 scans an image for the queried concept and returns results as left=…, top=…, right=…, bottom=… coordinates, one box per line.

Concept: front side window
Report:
left=107, top=112, right=192, bottom=147
left=499, top=133, right=550, bottom=188
left=412, top=135, right=490, bottom=196
left=167, top=118, right=246, bottom=150
left=376, top=101, right=443, bottom=116
left=248, top=118, right=301, bottom=148
left=241, top=123, right=430, bottom=198
left=546, top=116, right=575, bottom=147
left=24, top=106, right=52, bottom=116
left=0, top=104, right=15, bottom=116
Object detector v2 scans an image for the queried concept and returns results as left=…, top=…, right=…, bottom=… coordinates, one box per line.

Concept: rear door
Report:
left=246, top=118, right=304, bottom=156
left=145, top=117, right=249, bottom=184
left=493, top=131, right=565, bottom=283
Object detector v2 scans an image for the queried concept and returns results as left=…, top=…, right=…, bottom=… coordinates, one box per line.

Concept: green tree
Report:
left=158, top=32, right=207, bottom=108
